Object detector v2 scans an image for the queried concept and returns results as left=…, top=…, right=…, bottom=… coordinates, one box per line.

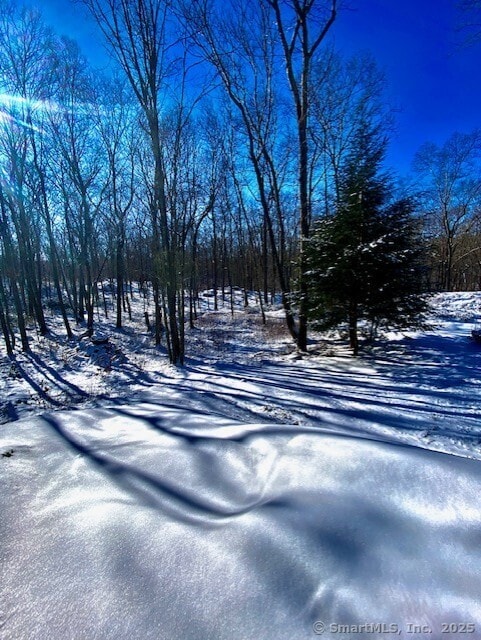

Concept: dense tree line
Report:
left=0, top=0, right=480, bottom=361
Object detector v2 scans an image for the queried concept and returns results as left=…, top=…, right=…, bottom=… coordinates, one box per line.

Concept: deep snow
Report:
left=1, top=291, right=481, bottom=639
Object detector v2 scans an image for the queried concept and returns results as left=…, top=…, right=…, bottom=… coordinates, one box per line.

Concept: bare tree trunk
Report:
left=0, top=194, right=30, bottom=352
left=267, top=0, right=337, bottom=351
left=116, top=236, right=124, bottom=329
left=0, top=280, right=14, bottom=356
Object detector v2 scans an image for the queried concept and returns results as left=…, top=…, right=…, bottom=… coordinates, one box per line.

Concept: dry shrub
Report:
left=261, top=318, right=291, bottom=341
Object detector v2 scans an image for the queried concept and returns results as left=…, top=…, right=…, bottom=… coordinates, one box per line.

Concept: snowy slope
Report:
left=1, top=405, right=481, bottom=640
left=1, top=292, right=481, bottom=639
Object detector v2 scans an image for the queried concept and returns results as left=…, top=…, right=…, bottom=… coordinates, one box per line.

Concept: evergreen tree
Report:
left=306, top=122, right=428, bottom=355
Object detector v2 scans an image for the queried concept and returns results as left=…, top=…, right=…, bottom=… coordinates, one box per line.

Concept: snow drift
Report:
left=1, top=403, right=480, bottom=639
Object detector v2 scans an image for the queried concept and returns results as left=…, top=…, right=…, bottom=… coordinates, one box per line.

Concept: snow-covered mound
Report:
left=430, top=290, right=481, bottom=321
left=1, top=405, right=480, bottom=639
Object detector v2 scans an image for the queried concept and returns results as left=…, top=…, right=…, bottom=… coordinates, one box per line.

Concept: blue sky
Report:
left=36, top=0, right=479, bottom=175
left=329, top=0, right=480, bottom=173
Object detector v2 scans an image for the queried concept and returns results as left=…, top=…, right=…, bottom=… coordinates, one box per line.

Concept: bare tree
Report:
left=180, top=0, right=322, bottom=344
left=79, top=0, right=185, bottom=363
left=414, top=130, right=481, bottom=291
left=310, top=49, right=390, bottom=209
left=47, top=37, right=105, bottom=336
left=0, top=184, right=30, bottom=351
left=265, top=0, right=337, bottom=351
left=0, top=2, right=53, bottom=338
left=93, top=76, right=137, bottom=329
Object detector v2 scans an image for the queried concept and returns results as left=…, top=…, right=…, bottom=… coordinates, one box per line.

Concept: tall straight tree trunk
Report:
left=297, top=100, right=310, bottom=352
left=262, top=213, right=269, bottom=305
left=212, top=211, right=218, bottom=311
left=151, top=115, right=183, bottom=364
left=0, top=281, right=14, bottom=356
left=116, top=236, right=124, bottom=329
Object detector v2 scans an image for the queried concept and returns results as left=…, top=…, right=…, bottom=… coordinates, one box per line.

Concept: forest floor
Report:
left=1, top=290, right=481, bottom=639
left=1, top=288, right=481, bottom=459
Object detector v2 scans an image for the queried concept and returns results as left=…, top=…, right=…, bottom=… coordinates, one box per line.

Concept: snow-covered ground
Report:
left=1, top=291, right=481, bottom=639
